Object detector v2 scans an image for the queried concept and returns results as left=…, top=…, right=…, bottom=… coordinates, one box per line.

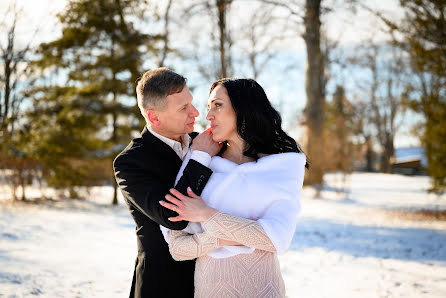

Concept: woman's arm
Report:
left=160, top=188, right=277, bottom=252
left=168, top=230, right=219, bottom=261
left=160, top=188, right=300, bottom=254
left=202, top=212, right=277, bottom=253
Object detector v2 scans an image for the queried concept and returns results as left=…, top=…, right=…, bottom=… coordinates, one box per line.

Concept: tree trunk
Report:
left=365, top=136, right=374, bottom=172
left=158, top=0, right=172, bottom=67
left=216, top=0, right=230, bottom=78
left=381, top=132, right=394, bottom=173
left=303, top=0, right=325, bottom=186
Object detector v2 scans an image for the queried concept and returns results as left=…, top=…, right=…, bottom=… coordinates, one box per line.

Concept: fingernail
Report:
left=159, top=200, right=163, bottom=204
left=187, top=187, right=191, bottom=191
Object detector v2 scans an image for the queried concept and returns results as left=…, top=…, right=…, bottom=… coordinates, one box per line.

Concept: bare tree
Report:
left=351, top=40, right=407, bottom=173
left=157, top=0, right=173, bottom=67
left=0, top=5, right=33, bottom=139
left=177, top=0, right=234, bottom=80
left=235, top=2, right=293, bottom=80
left=0, top=4, right=38, bottom=201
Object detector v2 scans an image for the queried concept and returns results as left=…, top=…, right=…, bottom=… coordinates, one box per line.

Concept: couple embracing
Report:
left=114, top=68, right=307, bottom=298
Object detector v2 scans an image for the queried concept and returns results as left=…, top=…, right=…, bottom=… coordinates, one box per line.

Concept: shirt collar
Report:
left=147, top=125, right=191, bottom=159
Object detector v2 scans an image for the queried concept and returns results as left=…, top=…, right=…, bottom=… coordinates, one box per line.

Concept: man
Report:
left=113, top=68, right=220, bottom=298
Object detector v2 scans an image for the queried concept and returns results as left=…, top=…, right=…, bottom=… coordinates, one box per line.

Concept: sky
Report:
left=0, top=0, right=420, bottom=147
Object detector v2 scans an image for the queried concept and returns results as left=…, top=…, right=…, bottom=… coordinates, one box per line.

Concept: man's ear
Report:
left=147, top=109, right=161, bottom=127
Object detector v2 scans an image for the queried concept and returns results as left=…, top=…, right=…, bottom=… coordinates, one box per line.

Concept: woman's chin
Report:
left=211, top=135, right=224, bottom=143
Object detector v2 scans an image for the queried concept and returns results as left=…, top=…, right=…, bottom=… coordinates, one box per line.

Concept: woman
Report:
left=159, top=78, right=307, bottom=297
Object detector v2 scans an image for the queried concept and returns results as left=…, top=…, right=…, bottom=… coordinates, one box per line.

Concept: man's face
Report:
left=153, top=86, right=199, bottom=141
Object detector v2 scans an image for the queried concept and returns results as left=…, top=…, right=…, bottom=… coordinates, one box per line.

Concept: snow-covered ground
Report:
left=1, top=172, right=445, bottom=298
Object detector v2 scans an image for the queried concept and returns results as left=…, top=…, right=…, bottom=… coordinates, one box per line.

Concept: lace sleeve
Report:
left=202, top=212, right=276, bottom=253
left=168, top=230, right=219, bottom=261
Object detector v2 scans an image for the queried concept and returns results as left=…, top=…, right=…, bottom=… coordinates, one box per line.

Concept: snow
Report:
left=1, top=172, right=445, bottom=297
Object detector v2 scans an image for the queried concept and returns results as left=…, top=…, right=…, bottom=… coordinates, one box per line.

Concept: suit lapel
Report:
left=140, top=127, right=182, bottom=165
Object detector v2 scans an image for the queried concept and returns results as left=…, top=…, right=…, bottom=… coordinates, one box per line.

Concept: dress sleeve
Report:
left=202, top=212, right=277, bottom=253
left=168, top=230, right=219, bottom=261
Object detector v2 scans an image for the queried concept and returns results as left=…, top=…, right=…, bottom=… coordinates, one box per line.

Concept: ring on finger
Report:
left=174, top=206, right=177, bottom=212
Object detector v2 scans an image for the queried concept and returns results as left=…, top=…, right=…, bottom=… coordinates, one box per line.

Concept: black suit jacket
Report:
left=113, top=127, right=212, bottom=298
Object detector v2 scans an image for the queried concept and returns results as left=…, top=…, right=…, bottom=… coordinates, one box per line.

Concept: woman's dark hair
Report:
left=210, top=78, right=309, bottom=168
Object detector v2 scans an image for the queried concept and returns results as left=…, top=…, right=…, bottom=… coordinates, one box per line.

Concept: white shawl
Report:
left=161, top=149, right=306, bottom=258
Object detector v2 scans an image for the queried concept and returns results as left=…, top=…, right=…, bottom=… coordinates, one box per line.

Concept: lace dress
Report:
left=168, top=212, right=286, bottom=298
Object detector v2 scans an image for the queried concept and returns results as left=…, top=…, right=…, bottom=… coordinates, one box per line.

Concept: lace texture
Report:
left=168, top=212, right=284, bottom=297
left=168, top=230, right=219, bottom=261
left=202, top=212, right=277, bottom=252
left=194, top=250, right=285, bottom=298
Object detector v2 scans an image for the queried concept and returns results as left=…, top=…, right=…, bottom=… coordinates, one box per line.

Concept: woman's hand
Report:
left=160, top=187, right=218, bottom=222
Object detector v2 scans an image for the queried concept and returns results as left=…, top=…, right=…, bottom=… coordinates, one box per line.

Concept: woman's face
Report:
left=206, top=85, right=238, bottom=143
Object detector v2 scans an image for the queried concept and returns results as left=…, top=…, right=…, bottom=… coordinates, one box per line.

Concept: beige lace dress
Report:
left=168, top=212, right=286, bottom=298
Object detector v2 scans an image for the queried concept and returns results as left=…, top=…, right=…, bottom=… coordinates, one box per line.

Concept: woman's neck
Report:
left=222, top=135, right=255, bottom=165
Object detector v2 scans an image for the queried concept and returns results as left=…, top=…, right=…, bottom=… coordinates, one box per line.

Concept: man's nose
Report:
left=190, top=105, right=199, bottom=117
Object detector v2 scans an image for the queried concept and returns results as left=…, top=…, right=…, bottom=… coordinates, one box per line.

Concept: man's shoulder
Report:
left=113, top=138, right=144, bottom=167
left=113, top=129, right=155, bottom=165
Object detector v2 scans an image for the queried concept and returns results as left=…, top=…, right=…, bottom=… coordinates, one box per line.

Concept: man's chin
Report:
left=186, top=125, right=194, bottom=133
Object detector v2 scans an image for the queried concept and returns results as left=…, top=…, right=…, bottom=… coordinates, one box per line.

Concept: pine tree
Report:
left=28, top=0, right=159, bottom=201
left=324, top=86, right=355, bottom=183
left=395, top=0, right=446, bottom=194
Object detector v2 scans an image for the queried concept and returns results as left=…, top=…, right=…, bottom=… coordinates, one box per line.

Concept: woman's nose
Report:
left=206, top=110, right=213, bottom=121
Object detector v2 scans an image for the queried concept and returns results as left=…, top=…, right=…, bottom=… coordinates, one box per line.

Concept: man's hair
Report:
left=136, top=67, right=187, bottom=120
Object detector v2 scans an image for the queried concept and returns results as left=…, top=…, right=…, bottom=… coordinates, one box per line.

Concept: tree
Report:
left=324, top=86, right=355, bottom=173
left=399, top=0, right=446, bottom=193
left=253, top=0, right=358, bottom=188
left=181, top=0, right=234, bottom=80
left=353, top=41, right=407, bottom=173
left=0, top=5, right=34, bottom=140
left=29, top=0, right=157, bottom=202
left=0, top=4, right=38, bottom=201
left=377, top=0, right=445, bottom=193
left=302, top=0, right=325, bottom=186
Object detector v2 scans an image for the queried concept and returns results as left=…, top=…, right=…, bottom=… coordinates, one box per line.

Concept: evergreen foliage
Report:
left=27, top=0, right=158, bottom=200
left=396, top=0, right=446, bottom=194
left=324, top=85, right=356, bottom=175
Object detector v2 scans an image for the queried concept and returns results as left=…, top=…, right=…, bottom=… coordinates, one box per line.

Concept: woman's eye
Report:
left=215, top=103, right=222, bottom=107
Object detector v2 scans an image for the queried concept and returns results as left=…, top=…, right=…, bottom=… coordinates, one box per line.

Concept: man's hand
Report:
left=159, top=187, right=218, bottom=222
left=192, top=128, right=222, bottom=157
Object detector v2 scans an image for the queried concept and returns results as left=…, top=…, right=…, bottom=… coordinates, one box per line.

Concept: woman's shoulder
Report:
left=257, top=152, right=306, bottom=168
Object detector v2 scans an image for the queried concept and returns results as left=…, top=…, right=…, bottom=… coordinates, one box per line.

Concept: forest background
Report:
left=1, top=0, right=445, bottom=203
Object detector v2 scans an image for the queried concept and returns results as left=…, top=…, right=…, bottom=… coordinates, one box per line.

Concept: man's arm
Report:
left=114, top=153, right=212, bottom=230
left=174, top=128, right=221, bottom=196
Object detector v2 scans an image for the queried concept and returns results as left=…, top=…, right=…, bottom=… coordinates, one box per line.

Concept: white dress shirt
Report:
left=147, top=125, right=211, bottom=166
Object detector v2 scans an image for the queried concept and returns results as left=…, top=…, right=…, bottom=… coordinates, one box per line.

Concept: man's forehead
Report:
left=167, top=87, right=192, bottom=105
